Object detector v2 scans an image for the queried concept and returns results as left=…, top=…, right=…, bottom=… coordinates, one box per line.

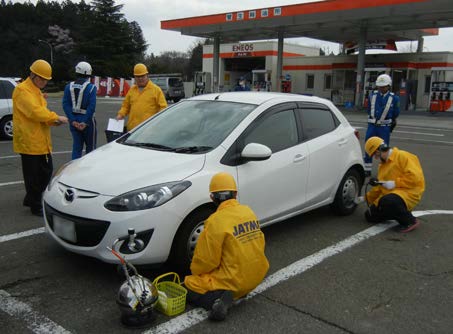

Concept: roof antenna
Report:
left=214, top=94, right=221, bottom=100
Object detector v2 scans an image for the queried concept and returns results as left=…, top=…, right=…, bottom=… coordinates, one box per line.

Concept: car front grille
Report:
left=44, top=202, right=110, bottom=247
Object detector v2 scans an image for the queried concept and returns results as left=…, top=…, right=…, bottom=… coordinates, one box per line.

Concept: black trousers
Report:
left=186, top=288, right=227, bottom=311
left=20, top=153, right=53, bottom=211
left=365, top=193, right=415, bottom=227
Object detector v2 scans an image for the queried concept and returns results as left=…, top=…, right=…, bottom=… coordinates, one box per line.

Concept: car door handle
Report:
left=338, top=138, right=348, bottom=146
left=294, top=154, right=306, bottom=162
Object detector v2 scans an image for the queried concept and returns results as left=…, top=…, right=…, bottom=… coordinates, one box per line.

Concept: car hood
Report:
left=57, top=143, right=205, bottom=195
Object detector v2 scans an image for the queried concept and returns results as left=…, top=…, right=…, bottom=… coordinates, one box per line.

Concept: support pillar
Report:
left=354, top=23, right=367, bottom=109
left=277, top=31, right=284, bottom=92
left=213, top=36, right=220, bottom=93
left=417, top=36, right=424, bottom=53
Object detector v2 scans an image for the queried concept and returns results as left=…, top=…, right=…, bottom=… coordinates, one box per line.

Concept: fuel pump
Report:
left=193, top=72, right=211, bottom=95
left=252, top=70, right=271, bottom=91
left=429, top=68, right=453, bottom=113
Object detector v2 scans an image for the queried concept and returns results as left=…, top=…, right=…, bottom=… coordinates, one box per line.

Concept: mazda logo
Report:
left=64, top=188, right=76, bottom=202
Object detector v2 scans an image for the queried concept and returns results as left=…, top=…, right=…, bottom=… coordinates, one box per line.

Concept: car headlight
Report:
left=104, top=181, right=192, bottom=211
left=47, top=161, right=73, bottom=191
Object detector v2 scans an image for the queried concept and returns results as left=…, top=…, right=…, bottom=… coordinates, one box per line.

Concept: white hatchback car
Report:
left=0, top=77, right=17, bottom=139
left=43, top=92, right=365, bottom=270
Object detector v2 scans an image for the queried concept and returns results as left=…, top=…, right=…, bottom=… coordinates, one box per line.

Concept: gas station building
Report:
left=162, top=0, right=453, bottom=111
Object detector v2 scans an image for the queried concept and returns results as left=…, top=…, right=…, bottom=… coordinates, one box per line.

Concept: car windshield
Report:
left=122, top=100, right=256, bottom=153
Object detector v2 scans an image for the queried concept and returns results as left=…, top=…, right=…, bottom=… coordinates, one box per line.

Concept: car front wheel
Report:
left=169, top=206, right=215, bottom=273
left=0, top=116, right=13, bottom=140
left=331, top=168, right=362, bottom=216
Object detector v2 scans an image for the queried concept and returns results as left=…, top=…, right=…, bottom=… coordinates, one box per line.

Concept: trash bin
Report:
left=105, top=130, right=124, bottom=143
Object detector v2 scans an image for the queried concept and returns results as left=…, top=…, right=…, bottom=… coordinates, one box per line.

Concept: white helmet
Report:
left=75, top=61, right=92, bottom=76
left=375, top=74, right=392, bottom=87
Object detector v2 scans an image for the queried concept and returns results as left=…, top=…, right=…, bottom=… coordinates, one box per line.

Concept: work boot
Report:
left=209, top=290, right=233, bottom=321
left=31, top=206, right=43, bottom=217
left=398, top=219, right=420, bottom=233
left=23, top=197, right=31, bottom=207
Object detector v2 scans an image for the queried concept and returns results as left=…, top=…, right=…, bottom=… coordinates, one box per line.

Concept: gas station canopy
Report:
left=161, top=0, right=453, bottom=43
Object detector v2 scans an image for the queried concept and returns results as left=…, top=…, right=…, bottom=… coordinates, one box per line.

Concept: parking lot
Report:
left=1, top=97, right=452, bottom=334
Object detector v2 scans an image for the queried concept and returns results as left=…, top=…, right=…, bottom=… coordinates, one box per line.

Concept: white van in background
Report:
left=149, top=74, right=185, bottom=103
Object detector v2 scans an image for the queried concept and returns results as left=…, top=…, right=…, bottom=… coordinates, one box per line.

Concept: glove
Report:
left=381, top=180, right=395, bottom=190
left=390, top=118, right=397, bottom=133
left=354, top=196, right=365, bottom=204
left=369, top=177, right=380, bottom=186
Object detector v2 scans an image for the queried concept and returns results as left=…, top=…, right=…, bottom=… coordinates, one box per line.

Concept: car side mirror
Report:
left=241, top=143, right=272, bottom=161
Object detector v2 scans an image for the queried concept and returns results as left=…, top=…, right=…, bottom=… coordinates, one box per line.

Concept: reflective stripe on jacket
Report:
left=366, top=148, right=425, bottom=211
left=368, top=91, right=400, bottom=124
left=117, top=80, right=167, bottom=131
left=184, top=199, right=270, bottom=300
left=12, top=77, right=59, bottom=155
left=62, top=78, right=97, bottom=124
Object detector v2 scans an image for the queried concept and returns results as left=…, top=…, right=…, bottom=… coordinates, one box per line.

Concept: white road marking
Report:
left=392, top=136, right=453, bottom=145
left=144, top=210, right=453, bottom=334
left=0, top=150, right=72, bottom=160
left=394, top=130, right=444, bottom=137
left=0, top=227, right=45, bottom=243
left=0, top=290, right=72, bottom=334
left=349, top=122, right=453, bottom=133
left=0, top=181, right=23, bottom=187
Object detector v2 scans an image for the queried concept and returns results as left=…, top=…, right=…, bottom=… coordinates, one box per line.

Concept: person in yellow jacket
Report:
left=13, top=59, right=68, bottom=216
left=362, top=136, right=425, bottom=233
left=116, top=63, right=167, bottom=131
left=184, top=172, right=269, bottom=321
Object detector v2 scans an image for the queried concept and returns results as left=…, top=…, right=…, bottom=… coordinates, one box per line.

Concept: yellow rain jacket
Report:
left=12, top=77, right=59, bottom=155
left=184, top=199, right=269, bottom=300
left=117, top=80, right=167, bottom=131
left=366, top=147, right=425, bottom=211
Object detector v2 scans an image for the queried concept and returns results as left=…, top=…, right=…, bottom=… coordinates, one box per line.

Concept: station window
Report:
left=237, top=12, right=244, bottom=20
left=344, top=70, right=356, bottom=90
left=274, top=8, right=282, bottom=16
left=424, top=75, right=431, bottom=94
left=226, top=13, right=233, bottom=21
left=324, top=74, right=332, bottom=90
left=306, top=74, right=315, bottom=89
left=261, top=9, right=268, bottom=17
left=249, top=11, right=256, bottom=19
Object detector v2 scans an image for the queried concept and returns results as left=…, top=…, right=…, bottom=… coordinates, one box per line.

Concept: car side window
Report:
left=243, top=109, right=298, bottom=153
left=299, top=107, right=339, bottom=140
left=0, top=82, right=5, bottom=99
left=0, top=80, right=14, bottom=99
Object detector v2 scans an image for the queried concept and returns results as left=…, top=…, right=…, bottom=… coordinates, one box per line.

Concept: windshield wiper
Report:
left=173, top=146, right=213, bottom=153
left=124, top=142, right=174, bottom=151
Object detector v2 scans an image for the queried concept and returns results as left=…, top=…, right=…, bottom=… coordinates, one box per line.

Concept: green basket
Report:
left=153, top=272, right=187, bottom=316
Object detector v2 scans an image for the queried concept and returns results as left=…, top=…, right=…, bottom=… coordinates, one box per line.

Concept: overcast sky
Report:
left=12, top=0, right=453, bottom=55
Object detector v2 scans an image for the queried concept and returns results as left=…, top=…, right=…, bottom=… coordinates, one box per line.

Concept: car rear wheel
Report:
left=331, top=168, right=362, bottom=216
left=0, top=116, right=13, bottom=140
left=169, top=206, right=215, bottom=273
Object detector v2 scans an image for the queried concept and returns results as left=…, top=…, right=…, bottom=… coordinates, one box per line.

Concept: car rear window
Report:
left=169, top=78, right=183, bottom=87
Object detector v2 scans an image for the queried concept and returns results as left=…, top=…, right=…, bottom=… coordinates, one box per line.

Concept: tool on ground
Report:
left=108, top=229, right=158, bottom=328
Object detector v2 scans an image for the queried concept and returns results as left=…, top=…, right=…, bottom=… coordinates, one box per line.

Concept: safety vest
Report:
left=69, top=81, right=94, bottom=115
left=368, top=91, right=394, bottom=126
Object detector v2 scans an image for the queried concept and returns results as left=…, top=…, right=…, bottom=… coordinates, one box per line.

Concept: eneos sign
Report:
left=232, top=43, right=254, bottom=57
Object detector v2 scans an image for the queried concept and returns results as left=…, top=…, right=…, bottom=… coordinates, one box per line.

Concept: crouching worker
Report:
left=363, top=137, right=425, bottom=233
left=184, top=172, right=269, bottom=321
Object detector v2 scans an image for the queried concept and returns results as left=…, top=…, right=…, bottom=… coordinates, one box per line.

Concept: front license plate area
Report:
left=53, top=215, right=77, bottom=243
